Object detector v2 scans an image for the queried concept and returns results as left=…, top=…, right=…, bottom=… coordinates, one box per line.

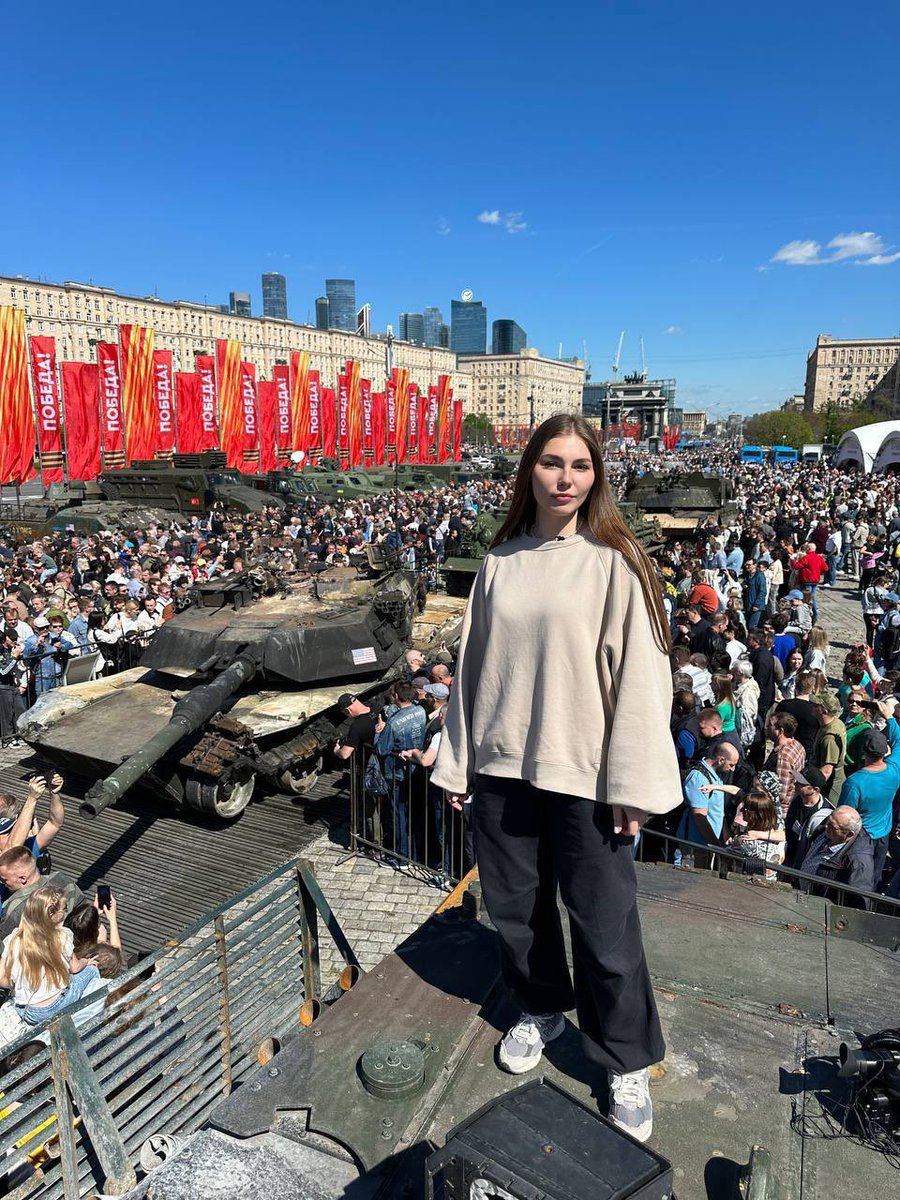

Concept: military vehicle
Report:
left=99, top=451, right=284, bottom=514
left=0, top=479, right=182, bottom=537
left=19, top=563, right=467, bottom=820
left=441, top=504, right=662, bottom=596
left=623, top=468, right=736, bottom=538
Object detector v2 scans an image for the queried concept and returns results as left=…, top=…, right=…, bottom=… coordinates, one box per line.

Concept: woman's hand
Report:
left=446, top=792, right=466, bottom=812
left=612, top=806, right=646, bottom=837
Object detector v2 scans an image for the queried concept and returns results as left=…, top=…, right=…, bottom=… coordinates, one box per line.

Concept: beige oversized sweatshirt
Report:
left=431, top=532, right=681, bottom=814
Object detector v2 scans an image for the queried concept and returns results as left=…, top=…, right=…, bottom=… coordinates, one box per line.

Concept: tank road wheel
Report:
left=184, top=772, right=256, bottom=820
left=279, top=754, right=323, bottom=796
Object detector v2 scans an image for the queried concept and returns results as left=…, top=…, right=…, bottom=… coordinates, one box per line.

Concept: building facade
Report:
left=492, top=319, right=526, bottom=356
left=399, top=312, right=425, bottom=345
left=457, top=348, right=584, bottom=427
left=681, top=411, right=707, bottom=437
left=423, top=306, right=443, bottom=347
left=0, top=275, right=460, bottom=398
left=804, top=333, right=900, bottom=412
left=229, top=291, right=251, bottom=318
left=451, top=298, right=487, bottom=355
left=324, top=279, right=356, bottom=332
left=261, top=273, right=288, bottom=320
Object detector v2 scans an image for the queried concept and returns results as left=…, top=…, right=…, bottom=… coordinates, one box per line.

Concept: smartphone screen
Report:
left=97, top=884, right=112, bottom=910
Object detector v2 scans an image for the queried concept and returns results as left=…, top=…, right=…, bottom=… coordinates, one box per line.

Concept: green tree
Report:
left=462, top=412, right=495, bottom=447
left=743, top=410, right=814, bottom=449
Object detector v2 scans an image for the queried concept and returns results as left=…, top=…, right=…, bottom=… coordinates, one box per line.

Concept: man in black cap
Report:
left=784, top=764, right=831, bottom=868
left=333, top=694, right=376, bottom=764
left=836, top=720, right=900, bottom=887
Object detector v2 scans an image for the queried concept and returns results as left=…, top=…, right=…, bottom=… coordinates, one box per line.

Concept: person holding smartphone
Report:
left=0, top=772, right=66, bottom=870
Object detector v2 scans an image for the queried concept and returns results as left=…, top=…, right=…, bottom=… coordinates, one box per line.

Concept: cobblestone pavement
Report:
left=815, top=574, right=867, bottom=682
left=299, top=819, right=449, bottom=982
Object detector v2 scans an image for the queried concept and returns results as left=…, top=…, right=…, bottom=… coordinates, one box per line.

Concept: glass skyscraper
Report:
left=261, top=272, right=288, bottom=320
left=325, top=279, right=356, bottom=332
left=423, top=306, right=443, bottom=346
left=492, top=319, right=527, bottom=355
left=315, top=297, right=331, bottom=329
left=451, top=298, right=487, bottom=354
left=229, top=291, right=251, bottom=317
left=399, top=312, right=425, bottom=344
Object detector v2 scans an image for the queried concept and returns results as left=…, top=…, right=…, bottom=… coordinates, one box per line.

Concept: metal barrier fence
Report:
left=0, top=857, right=357, bottom=1199
left=635, top=827, right=900, bottom=921
left=348, top=752, right=472, bottom=887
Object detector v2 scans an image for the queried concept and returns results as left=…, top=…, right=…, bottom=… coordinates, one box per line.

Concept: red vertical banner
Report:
left=372, top=392, right=385, bottom=466
left=257, top=381, right=277, bottom=473
left=273, top=364, right=292, bottom=463
left=407, top=383, right=419, bottom=465
left=347, top=360, right=363, bottom=468
left=385, top=378, right=397, bottom=462
left=321, top=387, right=336, bottom=459
left=307, top=370, right=321, bottom=463
left=61, top=362, right=101, bottom=481
left=452, top=397, right=463, bottom=461
left=290, top=350, right=309, bottom=457
left=0, top=308, right=36, bottom=485
left=216, top=339, right=244, bottom=467
left=238, top=360, right=259, bottom=472
left=337, top=373, right=350, bottom=468
left=175, top=372, right=202, bottom=453
left=426, top=385, right=439, bottom=463
left=97, top=341, right=125, bottom=467
left=152, top=350, right=175, bottom=456
left=437, top=373, right=452, bottom=463
left=195, top=354, right=219, bottom=449
left=393, top=368, right=410, bottom=463
left=29, top=335, right=64, bottom=484
left=361, top=378, right=373, bottom=466
left=119, top=324, right=157, bottom=461
left=417, top=391, right=428, bottom=463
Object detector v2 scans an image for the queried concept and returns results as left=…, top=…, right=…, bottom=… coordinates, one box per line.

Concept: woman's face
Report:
left=789, top=650, right=803, bottom=671
left=531, top=434, right=595, bottom=521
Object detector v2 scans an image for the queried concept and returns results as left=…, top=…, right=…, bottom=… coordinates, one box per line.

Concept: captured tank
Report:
left=623, top=468, right=735, bottom=538
left=99, top=451, right=285, bottom=514
left=19, top=564, right=468, bottom=821
left=0, top=478, right=183, bottom=537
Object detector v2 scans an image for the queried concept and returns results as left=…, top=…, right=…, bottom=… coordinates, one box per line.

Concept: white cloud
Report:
left=476, top=209, right=528, bottom=234
left=436, top=217, right=451, bottom=236
left=663, top=325, right=683, bottom=336
left=769, top=230, right=899, bottom=266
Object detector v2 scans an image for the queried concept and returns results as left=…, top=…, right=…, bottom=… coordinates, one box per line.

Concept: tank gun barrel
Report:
left=81, top=653, right=258, bottom=818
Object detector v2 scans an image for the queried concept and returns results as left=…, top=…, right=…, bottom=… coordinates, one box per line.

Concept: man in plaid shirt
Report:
left=764, top=712, right=806, bottom=819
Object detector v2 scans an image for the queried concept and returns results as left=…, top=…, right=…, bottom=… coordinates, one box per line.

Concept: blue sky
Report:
left=4, top=1, right=899, bottom=416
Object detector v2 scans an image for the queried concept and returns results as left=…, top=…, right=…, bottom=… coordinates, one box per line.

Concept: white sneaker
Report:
left=609, top=1067, right=653, bottom=1142
left=497, top=1012, right=565, bottom=1074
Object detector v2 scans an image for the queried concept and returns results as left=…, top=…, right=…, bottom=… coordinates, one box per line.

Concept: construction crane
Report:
left=612, top=331, right=625, bottom=379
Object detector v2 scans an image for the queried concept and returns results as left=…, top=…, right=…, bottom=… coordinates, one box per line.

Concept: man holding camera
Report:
left=22, top=615, right=78, bottom=695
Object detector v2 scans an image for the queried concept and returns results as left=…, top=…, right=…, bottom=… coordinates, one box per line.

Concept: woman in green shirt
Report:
left=713, top=672, right=737, bottom=733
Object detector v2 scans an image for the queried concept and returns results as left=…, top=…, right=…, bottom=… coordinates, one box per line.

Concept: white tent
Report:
left=834, top=420, right=900, bottom=473
left=872, top=429, right=900, bottom=474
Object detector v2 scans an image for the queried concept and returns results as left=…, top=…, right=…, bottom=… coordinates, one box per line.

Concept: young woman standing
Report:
left=432, top=414, right=680, bottom=1142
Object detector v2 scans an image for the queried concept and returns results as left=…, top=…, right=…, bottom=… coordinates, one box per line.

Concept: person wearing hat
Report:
left=809, top=691, right=847, bottom=802
left=22, top=614, right=77, bottom=696
left=333, top=694, right=376, bottom=764
left=784, top=765, right=831, bottom=868
left=876, top=591, right=900, bottom=672
left=837, top=711, right=900, bottom=887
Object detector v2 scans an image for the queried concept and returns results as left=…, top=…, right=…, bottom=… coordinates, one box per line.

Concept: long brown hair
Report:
left=491, top=413, right=670, bottom=652
left=5, top=887, right=69, bottom=993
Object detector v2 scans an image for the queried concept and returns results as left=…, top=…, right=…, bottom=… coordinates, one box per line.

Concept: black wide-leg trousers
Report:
left=472, top=774, right=665, bottom=1075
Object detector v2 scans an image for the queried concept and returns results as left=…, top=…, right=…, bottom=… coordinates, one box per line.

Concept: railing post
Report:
left=213, top=914, right=234, bottom=1095
left=49, top=1015, right=136, bottom=1197
left=297, top=863, right=322, bottom=1001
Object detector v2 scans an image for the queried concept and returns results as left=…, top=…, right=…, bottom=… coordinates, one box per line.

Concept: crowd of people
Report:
left=652, top=453, right=900, bottom=903
left=3, top=444, right=900, bottom=1061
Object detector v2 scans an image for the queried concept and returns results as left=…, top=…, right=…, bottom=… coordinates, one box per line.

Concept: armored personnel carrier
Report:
left=623, top=468, right=736, bottom=538
left=19, top=565, right=467, bottom=821
left=0, top=479, right=181, bottom=537
left=99, top=451, right=284, bottom=514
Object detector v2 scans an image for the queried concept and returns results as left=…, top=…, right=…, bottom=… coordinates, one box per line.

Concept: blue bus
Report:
left=769, top=445, right=798, bottom=464
left=740, top=445, right=765, bottom=464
